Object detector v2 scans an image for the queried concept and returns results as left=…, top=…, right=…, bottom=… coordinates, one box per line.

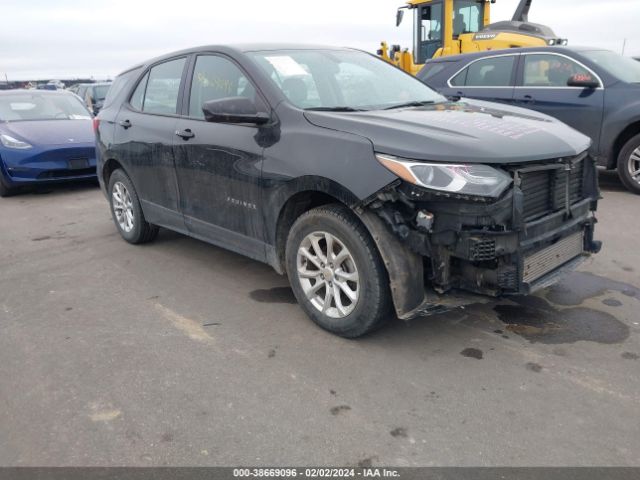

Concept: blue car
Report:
left=0, top=89, right=97, bottom=196
left=417, top=47, right=640, bottom=194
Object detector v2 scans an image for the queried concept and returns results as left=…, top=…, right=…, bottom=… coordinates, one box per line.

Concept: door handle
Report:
left=119, top=119, right=132, bottom=129
left=175, top=129, right=195, bottom=140
left=521, top=95, right=534, bottom=104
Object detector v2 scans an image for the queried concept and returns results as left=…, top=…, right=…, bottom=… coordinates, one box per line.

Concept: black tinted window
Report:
left=451, top=56, right=515, bottom=87
left=188, top=55, right=258, bottom=119
left=142, top=58, right=186, bottom=115
left=130, top=72, right=148, bottom=111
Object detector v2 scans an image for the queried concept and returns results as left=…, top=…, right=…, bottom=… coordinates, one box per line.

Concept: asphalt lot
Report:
left=0, top=172, right=639, bottom=467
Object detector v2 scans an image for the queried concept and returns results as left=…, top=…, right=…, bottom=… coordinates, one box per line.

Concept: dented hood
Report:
left=303, top=99, right=591, bottom=164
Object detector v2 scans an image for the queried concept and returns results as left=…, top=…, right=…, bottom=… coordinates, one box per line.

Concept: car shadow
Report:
left=598, top=168, right=628, bottom=193
left=6, top=179, right=99, bottom=199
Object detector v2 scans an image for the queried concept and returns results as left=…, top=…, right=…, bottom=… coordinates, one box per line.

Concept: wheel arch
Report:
left=609, top=120, right=640, bottom=169
left=270, top=176, right=360, bottom=274
left=102, top=158, right=127, bottom=188
left=270, top=176, right=426, bottom=319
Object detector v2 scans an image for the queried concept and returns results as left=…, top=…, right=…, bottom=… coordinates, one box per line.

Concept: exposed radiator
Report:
left=523, top=231, right=584, bottom=284
left=518, top=157, right=585, bottom=221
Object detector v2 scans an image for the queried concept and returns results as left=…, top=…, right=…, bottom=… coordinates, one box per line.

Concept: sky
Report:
left=0, top=0, right=638, bottom=80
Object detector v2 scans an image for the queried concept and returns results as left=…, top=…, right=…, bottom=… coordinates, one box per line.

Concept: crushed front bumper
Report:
left=363, top=154, right=601, bottom=319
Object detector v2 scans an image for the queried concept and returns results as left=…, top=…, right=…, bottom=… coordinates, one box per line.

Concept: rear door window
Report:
left=451, top=56, right=516, bottom=87
left=141, top=58, right=186, bottom=115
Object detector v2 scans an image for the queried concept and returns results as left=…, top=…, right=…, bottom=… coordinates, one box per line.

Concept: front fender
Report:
left=357, top=209, right=425, bottom=319
left=600, top=101, right=640, bottom=167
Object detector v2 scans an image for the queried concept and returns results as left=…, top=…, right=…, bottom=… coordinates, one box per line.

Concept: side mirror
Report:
left=567, top=74, right=599, bottom=89
left=202, top=97, right=270, bottom=125
left=396, top=8, right=404, bottom=27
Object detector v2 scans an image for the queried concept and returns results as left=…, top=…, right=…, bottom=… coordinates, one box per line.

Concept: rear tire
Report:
left=108, top=169, right=159, bottom=244
left=285, top=204, right=392, bottom=338
left=617, top=133, right=640, bottom=194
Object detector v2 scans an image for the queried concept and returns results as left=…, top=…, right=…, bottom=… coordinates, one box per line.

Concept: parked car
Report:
left=417, top=46, right=640, bottom=193
left=96, top=45, right=600, bottom=338
left=67, top=83, right=81, bottom=94
left=69, top=83, right=111, bottom=116
left=46, top=80, right=65, bottom=90
left=0, top=90, right=96, bottom=196
left=73, top=83, right=91, bottom=102
left=81, top=82, right=111, bottom=116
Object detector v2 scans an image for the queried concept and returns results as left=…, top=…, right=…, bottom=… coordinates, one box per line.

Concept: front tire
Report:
left=617, top=133, right=640, bottom=194
left=108, top=169, right=159, bottom=244
left=285, top=204, right=392, bottom=338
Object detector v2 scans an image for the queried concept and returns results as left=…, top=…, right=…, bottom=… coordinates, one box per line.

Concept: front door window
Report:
left=523, top=54, right=594, bottom=87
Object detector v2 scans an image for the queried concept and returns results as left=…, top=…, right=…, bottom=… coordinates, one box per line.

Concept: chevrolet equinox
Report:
left=96, top=44, right=601, bottom=338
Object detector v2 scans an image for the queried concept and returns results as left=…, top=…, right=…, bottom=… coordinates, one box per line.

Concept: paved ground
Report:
left=0, top=172, right=639, bottom=467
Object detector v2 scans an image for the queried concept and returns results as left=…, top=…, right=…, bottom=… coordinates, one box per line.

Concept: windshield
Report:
left=93, top=85, right=111, bottom=101
left=249, top=49, right=445, bottom=110
left=582, top=50, right=640, bottom=83
left=0, top=93, right=91, bottom=122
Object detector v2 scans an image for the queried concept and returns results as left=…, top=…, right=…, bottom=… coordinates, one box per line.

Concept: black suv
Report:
left=96, top=44, right=600, bottom=338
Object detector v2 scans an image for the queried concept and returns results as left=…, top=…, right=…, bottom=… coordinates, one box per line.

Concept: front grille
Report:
left=37, top=167, right=96, bottom=179
left=519, top=157, right=585, bottom=221
left=523, top=231, right=584, bottom=283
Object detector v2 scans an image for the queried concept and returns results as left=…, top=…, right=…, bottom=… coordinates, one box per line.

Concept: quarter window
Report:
left=451, top=56, right=516, bottom=87
left=188, top=55, right=262, bottom=119
left=129, top=72, right=148, bottom=111
left=104, top=68, right=141, bottom=109
left=141, top=58, right=186, bottom=115
left=523, top=54, right=592, bottom=87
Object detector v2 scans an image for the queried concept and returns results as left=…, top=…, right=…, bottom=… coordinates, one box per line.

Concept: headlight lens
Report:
left=0, top=134, right=32, bottom=150
left=376, top=153, right=512, bottom=198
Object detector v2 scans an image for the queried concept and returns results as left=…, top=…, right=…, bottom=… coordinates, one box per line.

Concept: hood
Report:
left=303, top=99, right=591, bottom=164
left=0, top=119, right=94, bottom=147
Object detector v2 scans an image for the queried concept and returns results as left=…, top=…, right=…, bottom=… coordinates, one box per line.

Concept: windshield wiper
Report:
left=305, top=106, right=366, bottom=112
left=383, top=100, right=437, bottom=110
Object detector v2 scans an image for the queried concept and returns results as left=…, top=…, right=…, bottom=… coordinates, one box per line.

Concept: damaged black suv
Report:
left=96, top=44, right=601, bottom=338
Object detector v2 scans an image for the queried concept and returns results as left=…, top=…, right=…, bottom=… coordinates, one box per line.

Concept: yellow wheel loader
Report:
left=378, top=0, right=567, bottom=75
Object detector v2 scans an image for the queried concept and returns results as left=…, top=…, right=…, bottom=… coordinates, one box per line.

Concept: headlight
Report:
left=376, top=153, right=512, bottom=198
left=0, top=134, right=32, bottom=150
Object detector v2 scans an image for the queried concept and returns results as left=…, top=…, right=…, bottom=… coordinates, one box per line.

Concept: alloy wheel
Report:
left=628, top=147, right=640, bottom=185
left=296, top=231, right=360, bottom=318
left=112, top=181, right=134, bottom=233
